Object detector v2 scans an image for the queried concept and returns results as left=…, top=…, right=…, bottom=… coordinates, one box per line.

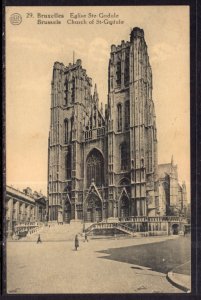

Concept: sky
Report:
left=6, top=6, right=190, bottom=199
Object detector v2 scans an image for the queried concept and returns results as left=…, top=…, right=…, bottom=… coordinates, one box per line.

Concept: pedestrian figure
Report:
left=37, top=234, right=42, bottom=243
left=75, top=234, right=79, bottom=251
left=84, top=231, right=88, bottom=242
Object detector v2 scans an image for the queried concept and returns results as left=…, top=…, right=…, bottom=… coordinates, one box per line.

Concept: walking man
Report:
left=75, top=234, right=79, bottom=251
left=37, top=234, right=42, bottom=244
left=84, top=231, right=88, bottom=242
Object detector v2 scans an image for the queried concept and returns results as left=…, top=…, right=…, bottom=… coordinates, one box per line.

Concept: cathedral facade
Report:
left=48, top=27, right=158, bottom=223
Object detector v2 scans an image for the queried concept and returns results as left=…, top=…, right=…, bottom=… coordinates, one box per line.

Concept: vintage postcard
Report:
left=5, top=5, right=191, bottom=294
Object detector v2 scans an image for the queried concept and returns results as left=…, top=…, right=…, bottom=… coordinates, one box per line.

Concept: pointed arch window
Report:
left=65, top=146, right=72, bottom=179
left=125, top=100, right=130, bottom=130
left=120, top=142, right=129, bottom=171
left=72, top=78, right=76, bottom=103
left=64, top=119, right=68, bottom=144
left=119, top=177, right=130, bottom=186
left=117, top=103, right=122, bottom=132
left=116, top=61, right=121, bottom=86
left=124, top=51, right=129, bottom=86
left=64, top=81, right=68, bottom=106
left=70, top=116, right=74, bottom=140
left=86, top=149, right=104, bottom=187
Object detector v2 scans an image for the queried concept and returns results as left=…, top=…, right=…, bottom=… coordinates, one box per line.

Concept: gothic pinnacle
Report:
left=171, top=155, right=174, bottom=165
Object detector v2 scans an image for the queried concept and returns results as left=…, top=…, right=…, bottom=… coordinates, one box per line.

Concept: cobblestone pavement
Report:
left=6, top=234, right=184, bottom=294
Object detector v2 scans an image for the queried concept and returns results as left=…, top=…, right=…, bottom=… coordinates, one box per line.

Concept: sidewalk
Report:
left=167, top=271, right=191, bottom=292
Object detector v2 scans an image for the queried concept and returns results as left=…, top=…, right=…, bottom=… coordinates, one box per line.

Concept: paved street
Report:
left=97, top=235, right=191, bottom=274
left=7, top=232, right=186, bottom=294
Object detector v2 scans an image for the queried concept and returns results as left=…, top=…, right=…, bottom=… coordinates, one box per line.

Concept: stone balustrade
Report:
left=84, top=127, right=105, bottom=141
left=85, top=215, right=187, bottom=236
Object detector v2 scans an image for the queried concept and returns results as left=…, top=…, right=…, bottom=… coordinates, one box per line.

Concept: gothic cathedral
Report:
left=48, top=27, right=158, bottom=223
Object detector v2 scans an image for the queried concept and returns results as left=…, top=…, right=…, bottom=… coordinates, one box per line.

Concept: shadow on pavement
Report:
left=97, top=236, right=191, bottom=274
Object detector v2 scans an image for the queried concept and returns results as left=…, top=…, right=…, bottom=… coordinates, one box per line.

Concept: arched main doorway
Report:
left=85, top=195, right=102, bottom=223
left=120, top=196, right=129, bottom=218
left=172, top=223, right=179, bottom=235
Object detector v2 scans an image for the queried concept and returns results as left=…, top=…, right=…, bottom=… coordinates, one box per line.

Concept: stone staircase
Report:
left=116, top=223, right=135, bottom=236
left=85, top=222, right=135, bottom=236
left=24, top=222, right=83, bottom=242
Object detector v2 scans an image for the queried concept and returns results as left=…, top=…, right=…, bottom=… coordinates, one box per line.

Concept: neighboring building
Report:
left=158, top=181, right=167, bottom=216
left=32, top=190, right=48, bottom=222
left=6, top=186, right=47, bottom=236
left=158, top=156, right=188, bottom=216
left=186, top=202, right=191, bottom=220
left=48, top=27, right=158, bottom=223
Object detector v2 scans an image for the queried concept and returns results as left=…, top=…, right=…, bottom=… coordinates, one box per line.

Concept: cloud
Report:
left=88, top=38, right=109, bottom=63
left=9, top=35, right=62, bottom=54
left=9, top=35, right=89, bottom=59
left=150, top=42, right=181, bottom=64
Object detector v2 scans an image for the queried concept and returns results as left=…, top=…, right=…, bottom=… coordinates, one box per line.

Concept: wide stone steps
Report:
left=24, top=223, right=83, bottom=242
left=116, top=225, right=134, bottom=235
left=85, top=222, right=135, bottom=236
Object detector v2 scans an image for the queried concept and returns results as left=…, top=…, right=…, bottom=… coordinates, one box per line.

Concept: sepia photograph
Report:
left=5, top=5, right=191, bottom=294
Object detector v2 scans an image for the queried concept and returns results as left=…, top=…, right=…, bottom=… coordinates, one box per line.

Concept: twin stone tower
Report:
left=48, top=27, right=158, bottom=223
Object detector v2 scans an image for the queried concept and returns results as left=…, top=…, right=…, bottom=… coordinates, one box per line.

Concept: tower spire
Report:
left=100, top=102, right=103, bottom=115
left=93, top=83, right=99, bottom=105
left=73, top=51, right=75, bottom=64
left=171, top=155, right=174, bottom=166
left=94, top=83, right=97, bottom=94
